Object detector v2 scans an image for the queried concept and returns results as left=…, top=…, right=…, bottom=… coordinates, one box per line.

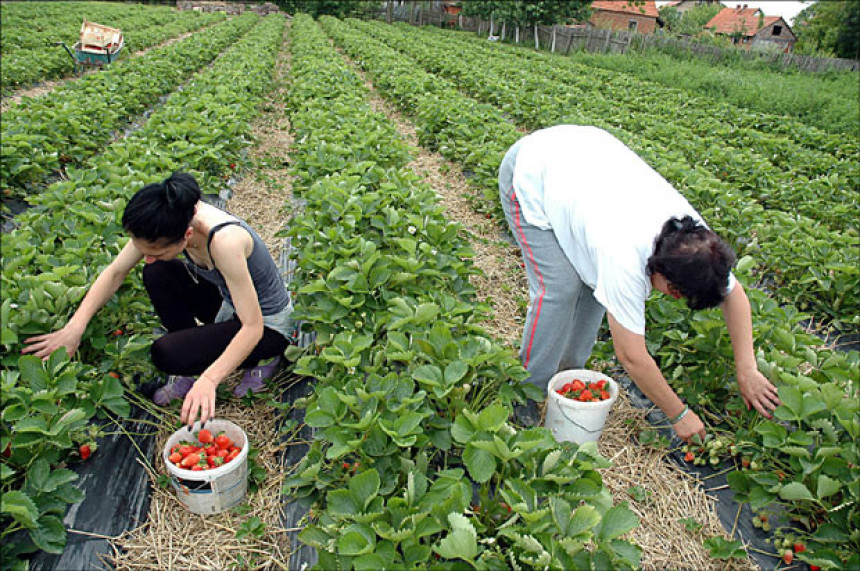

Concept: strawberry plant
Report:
left=279, top=15, right=641, bottom=568
left=2, top=13, right=256, bottom=198
left=1, top=3, right=226, bottom=92
left=1, top=13, right=285, bottom=567
left=345, top=18, right=858, bottom=328
left=320, top=16, right=859, bottom=569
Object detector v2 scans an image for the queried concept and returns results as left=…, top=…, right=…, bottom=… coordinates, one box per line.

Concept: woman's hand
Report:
left=737, top=368, right=780, bottom=419
left=181, top=375, right=217, bottom=427
left=673, top=410, right=706, bottom=443
left=22, top=323, right=84, bottom=360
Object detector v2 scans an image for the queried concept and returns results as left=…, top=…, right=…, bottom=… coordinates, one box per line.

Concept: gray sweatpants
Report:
left=499, top=140, right=606, bottom=393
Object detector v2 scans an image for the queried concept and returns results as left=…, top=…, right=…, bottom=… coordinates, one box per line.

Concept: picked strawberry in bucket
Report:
left=556, top=377, right=612, bottom=402
left=163, top=419, right=249, bottom=514
left=545, top=370, right=619, bottom=444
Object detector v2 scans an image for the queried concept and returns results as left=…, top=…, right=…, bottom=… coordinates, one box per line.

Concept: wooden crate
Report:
left=79, top=20, right=123, bottom=53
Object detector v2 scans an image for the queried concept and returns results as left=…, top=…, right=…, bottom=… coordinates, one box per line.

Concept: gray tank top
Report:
left=183, top=218, right=292, bottom=336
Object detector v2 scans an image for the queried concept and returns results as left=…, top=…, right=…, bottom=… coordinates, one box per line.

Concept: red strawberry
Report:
left=180, top=453, right=201, bottom=468
left=214, top=434, right=232, bottom=449
left=793, top=542, right=805, bottom=554
left=684, top=452, right=694, bottom=462
left=80, top=444, right=91, bottom=460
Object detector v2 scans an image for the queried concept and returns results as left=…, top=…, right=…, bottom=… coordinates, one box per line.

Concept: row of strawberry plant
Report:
left=428, top=25, right=856, bottom=162
left=282, top=14, right=642, bottom=570
left=1, top=13, right=257, bottom=200
left=325, top=18, right=860, bottom=569
left=429, top=26, right=859, bottom=233
left=1, top=2, right=153, bottom=53
left=0, top=4, right=225, bottom=92
left=367, top=21, right=858, bottom=236
left=344, top=19, right=858, bottom=330
left=0, top=14, right=285, bottom=568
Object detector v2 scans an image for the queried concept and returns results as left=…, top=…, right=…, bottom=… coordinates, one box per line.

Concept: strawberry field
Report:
left=1, top=4, right=858, bottom=570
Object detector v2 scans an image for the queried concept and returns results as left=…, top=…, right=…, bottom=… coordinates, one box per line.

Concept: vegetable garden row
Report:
left=337, top=19, right=859, bottom=329
left=1, top=2, right=225, bottom=93
left=2, top=13, right=255, bottom=201
left=310, top=15, right=858, bottom=569
left=281, top=14, right=642, bottom=569
left=1, top=5, right=858, bottom=570
left=1, top=12, right=284, bottom=568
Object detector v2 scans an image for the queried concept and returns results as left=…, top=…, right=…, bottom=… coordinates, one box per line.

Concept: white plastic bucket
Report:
left=544, top=370, right=619, bottom=444
left=163, top=419, right=249, bottom=515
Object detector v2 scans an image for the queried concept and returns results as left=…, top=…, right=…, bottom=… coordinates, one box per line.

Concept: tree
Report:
left=793, top=1, right=860, bottom=59
left=463, top=0, right=591, bottom=48
left=277, top=0, right=378, bottom=18
left=658, top=2, right=722, bottom=37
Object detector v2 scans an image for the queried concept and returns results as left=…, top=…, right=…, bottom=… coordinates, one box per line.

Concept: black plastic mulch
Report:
left=618, top=375, right=792, bottom=571
left=28, top=402, right=159, bottom=571
left=278, top=375, right=318, bottom=571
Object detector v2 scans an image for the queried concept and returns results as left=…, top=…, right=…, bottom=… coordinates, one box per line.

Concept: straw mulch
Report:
left=343, top=54, right=757, bottom=570
left=107, top=32, right=299, bottom=570
left=107, top=381, right=294, bottom=570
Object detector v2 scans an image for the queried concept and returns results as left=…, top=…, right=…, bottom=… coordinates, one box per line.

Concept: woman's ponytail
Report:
left=163, top=172, right=201, bottom=211
left=122, top=172, right=202, bottom=244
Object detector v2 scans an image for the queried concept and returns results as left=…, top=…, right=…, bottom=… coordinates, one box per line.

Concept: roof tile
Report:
left=590, top=1, right=660, bottom=19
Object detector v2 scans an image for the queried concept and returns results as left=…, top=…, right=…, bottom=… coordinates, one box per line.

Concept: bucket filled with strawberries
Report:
left=162, top=419, right=249, bottom=515
left=544, top=370, right=619, bottom=445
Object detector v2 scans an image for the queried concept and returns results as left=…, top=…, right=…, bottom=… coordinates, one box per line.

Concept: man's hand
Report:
left=737, top=368, right=780, bottom=419
left=673, top=410, right=706, bottom=443
left=181, top=376, right=217, bottom=427
left=22, top=324, right=83, bottom=360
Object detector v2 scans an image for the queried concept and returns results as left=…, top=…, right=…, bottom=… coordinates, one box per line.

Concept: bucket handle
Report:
left=557, top=404, right=604, bottom=434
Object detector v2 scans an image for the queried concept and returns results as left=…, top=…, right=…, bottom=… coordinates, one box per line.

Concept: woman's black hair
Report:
left=646, top=215, right=736, bottom=310
left=122, top=172, right=201, bottom=244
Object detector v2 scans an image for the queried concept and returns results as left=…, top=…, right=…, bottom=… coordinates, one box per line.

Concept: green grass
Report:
left=566, top=50, right=859, bottom=135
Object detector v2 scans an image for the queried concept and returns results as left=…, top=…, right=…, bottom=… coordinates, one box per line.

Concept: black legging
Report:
left=142, top=260, right=289, bottom=376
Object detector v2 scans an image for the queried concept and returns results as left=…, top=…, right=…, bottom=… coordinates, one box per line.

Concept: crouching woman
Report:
left=22, top=172, right=293, bottom=425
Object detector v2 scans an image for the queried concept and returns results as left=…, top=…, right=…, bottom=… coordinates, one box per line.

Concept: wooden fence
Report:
left=385, top=6, right=859, bottom=73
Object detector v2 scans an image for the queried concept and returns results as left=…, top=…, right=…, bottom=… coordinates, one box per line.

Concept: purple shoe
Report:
left=233, top=356, right=281, bottom=397
left=153, top=376, right=195, bottom=406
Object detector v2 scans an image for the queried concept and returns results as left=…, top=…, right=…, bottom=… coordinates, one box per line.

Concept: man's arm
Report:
left=607, top=312, right=706, bottom=442
left=720, top=283, right=780, bottom=418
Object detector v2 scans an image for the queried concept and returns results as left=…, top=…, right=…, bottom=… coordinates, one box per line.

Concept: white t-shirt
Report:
left=511, top=125, right=734, bottom=335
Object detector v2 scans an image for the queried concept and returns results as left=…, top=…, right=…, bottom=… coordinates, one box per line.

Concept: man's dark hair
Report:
left=646, top=216, right=736, bottom=310
left=122, top=172, right=201, bottom=244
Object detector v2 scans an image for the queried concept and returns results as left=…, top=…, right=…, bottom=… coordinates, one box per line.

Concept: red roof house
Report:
left=705, top=4, right=796, bottom=51
left=589, top=1, right=660, bottom=34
